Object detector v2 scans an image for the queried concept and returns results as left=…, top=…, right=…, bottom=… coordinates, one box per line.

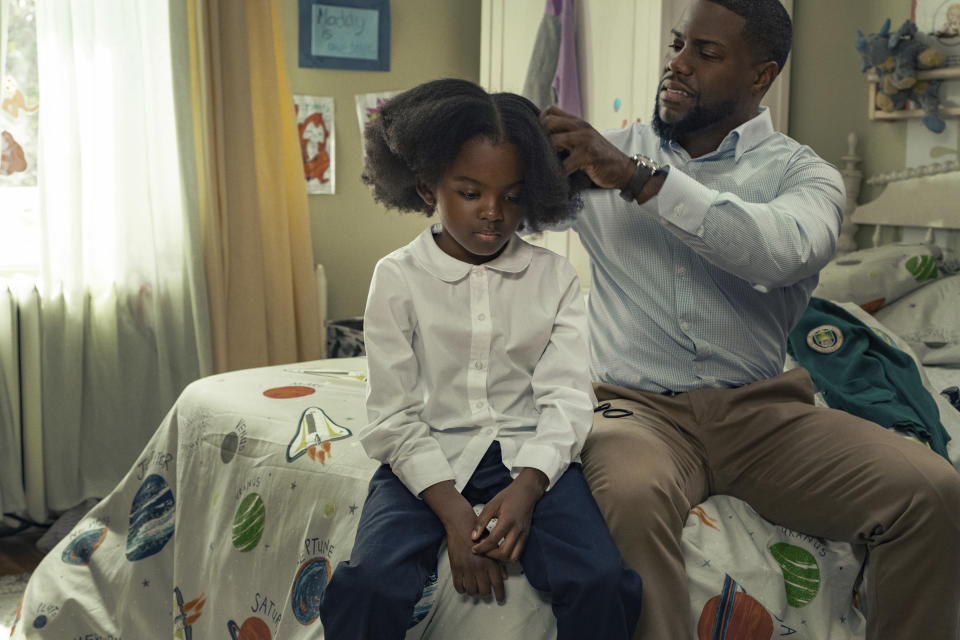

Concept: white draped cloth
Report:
left=12, top=0, right=212, bottom=519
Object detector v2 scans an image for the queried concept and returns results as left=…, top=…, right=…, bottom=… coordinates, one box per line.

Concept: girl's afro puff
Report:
left=362, top=78, right=581, bottom=232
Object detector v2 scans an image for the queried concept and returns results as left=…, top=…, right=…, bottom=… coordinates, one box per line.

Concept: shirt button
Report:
left=677, top=266, right=687, bottom=277
left=477, top=313, right=486, bottom=321
left=680, top=321, right=690, bottom=331
left=675, top=203, right=686, bottom=216
left=483, top=427, right=494, bottom=435
left=475, top=361, right=485, bottom=369
left=476, top=401, right=484, bottom=409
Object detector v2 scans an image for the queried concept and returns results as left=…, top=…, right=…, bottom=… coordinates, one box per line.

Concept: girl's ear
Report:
left=416, top=182, right=436, bottom=207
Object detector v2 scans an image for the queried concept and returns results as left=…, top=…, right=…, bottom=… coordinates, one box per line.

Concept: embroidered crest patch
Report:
left=870, top=327, right=896, bottom=347
left=807, top=325, right=843, bottom=353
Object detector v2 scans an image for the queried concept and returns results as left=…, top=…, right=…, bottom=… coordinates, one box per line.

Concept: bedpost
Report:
left=837, top=132, right=862, bottom=256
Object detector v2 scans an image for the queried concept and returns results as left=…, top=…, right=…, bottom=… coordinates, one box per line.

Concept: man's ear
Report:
left=416, top=182, right=436, bottom=207
left=753, top=60, right=780, bottom=95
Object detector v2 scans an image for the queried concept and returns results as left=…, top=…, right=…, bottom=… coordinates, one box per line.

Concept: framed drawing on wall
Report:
left=298, top=0, right=390, bottom=71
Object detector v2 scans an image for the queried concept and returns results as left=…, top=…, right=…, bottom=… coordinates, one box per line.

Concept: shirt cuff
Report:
left=653, top=168, right=719, bottom=235
left=511, top=443, right=566, bottom=492
left=391, top=449, right=456, bottom=499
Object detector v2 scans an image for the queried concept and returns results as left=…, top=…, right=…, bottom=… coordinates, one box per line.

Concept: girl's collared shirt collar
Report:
left=411, top=224, right=533, bottom=282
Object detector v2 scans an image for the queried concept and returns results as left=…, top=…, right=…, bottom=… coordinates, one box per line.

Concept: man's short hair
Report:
left=705, top=0, right=792, bottom=73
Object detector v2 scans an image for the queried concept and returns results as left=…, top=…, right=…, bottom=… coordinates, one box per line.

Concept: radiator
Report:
left=0, top=269, right=327, bottom=523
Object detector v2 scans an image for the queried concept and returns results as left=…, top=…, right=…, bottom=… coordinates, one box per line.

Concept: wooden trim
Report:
left=871, top=106, right=960, bottom=119
left=866, top=66, right=960, bottom=121
left=866, top=67, right=960, bottom=82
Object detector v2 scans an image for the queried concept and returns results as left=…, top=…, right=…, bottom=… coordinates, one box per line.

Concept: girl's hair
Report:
left=362, top=78, right=579, bottom=232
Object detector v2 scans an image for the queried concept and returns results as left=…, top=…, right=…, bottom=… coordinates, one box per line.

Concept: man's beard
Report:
left=652, top=93, right=738, bottom=143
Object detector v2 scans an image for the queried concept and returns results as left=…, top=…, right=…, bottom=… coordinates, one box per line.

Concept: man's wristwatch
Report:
left=619, top=153, right=667, bottom=202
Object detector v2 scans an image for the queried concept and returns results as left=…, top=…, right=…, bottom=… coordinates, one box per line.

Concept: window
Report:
left=0, top=0, right=40, bottom=277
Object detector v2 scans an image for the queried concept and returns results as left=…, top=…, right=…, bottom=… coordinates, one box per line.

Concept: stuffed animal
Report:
left=855, top=18, right=947, bottom=133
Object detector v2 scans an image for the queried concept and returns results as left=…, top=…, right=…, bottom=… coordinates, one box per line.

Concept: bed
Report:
left=10, top=152, right=960, bottom=640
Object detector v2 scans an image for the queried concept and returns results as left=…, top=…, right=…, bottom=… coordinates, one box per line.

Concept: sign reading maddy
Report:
left=298, top=0, right=390, bottom=71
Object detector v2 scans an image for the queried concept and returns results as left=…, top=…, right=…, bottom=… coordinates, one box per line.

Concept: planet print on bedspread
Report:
left=263, top=385, right=315, bottom=399
left=232, top=492, right=266, bottom=552
left=769, top=542, right=821, bottom=607
left=61, top=527, right=107, bottom=565
left=290, top=556, right=331, bottom=625
left=126, top=473, right=175, bottom=561
left=228, top=616, right=272, bottom=639
left=697, top=574, right=773, bottom=639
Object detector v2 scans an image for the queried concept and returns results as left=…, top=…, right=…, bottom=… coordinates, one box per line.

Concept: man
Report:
left=541, top=1, right=960, bottom=638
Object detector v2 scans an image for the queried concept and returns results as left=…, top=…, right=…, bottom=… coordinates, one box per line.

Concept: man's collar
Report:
left=411, top=224, right=533, bottom=282
left=662, top=107, right=775, bottom=161
left=727, top=107, right=775, bottom=161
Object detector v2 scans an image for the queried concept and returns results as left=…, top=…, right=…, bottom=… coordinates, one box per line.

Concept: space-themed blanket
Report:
left=10, top=349, right=960, bottom=639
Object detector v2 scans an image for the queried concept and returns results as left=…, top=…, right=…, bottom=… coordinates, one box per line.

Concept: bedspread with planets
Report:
left=10, top=356, right=960, bottom=639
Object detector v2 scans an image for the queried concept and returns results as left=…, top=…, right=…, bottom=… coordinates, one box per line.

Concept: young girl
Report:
left=318, top=78, right=643, bottom=639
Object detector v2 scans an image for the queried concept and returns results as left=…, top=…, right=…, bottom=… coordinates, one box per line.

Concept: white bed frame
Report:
left=838, top=132, right=960, bottom=255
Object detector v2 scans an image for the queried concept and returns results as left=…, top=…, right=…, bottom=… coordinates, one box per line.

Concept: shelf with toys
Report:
left=866, top=66, right=960, bottom=121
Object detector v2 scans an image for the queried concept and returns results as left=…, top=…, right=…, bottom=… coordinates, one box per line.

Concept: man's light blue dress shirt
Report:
left=575, top=108, right=845, bottom=393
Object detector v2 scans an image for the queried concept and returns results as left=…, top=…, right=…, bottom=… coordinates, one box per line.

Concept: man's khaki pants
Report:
left=583, top=367, right=960, bottom=640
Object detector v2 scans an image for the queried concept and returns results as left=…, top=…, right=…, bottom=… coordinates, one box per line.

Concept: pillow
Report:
left=814, top=243, right=956, bottom=312
left=874, top=274, right=960, bottom=366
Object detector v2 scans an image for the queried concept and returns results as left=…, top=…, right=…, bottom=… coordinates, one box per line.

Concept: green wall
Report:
left=282, top=0, right=482, bottom=320
left=789, top=0, right=912, bottom=204
left=285, top=0, right=921, bottom=320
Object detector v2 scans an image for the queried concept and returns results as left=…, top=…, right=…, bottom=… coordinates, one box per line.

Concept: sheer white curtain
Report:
left=23, top=0, right=212, bottom=519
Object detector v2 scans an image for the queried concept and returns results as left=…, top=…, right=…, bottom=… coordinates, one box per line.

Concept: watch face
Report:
left=635, top=155, right=660, bottom=173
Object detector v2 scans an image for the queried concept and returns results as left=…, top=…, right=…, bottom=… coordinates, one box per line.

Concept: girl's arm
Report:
left=511, top=259, right=594, bottom=488
left=470, top=467, right=547, bottom=562
left=360, top=259, right=455, bottom=497
left=422, top=480, right=508, bottom=603
left=473, top=258, right=593, bottom=560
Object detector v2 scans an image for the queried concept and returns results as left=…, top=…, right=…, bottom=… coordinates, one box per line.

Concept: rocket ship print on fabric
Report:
left=689, top=505, right=720, bottom=531
left=286, top=407, right=352, bottom=465
left=173, top=586, right=206, bottom=640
